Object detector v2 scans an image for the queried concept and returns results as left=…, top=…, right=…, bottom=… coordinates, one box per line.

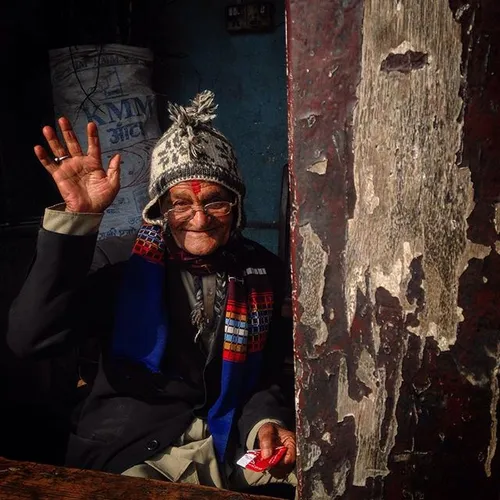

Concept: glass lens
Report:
left=167, top=205, right=192, bottom=221
left=166, top=201, right=233, bottom=221
left=171, top=205, right=192, bottom=214
left=205, top=201, right=231, bottom=215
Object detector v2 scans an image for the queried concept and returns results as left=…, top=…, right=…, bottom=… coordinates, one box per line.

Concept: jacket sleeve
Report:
left=6, top=227, right=123, bottom=359
left=236, top=249, right=295, bottom=448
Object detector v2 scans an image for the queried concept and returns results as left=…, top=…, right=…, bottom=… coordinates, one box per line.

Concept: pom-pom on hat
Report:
left=142, top=90, right=246, bottom=229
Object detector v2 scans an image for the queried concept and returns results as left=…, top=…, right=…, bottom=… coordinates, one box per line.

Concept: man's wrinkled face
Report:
left=160, top=181, right=234, bottom=256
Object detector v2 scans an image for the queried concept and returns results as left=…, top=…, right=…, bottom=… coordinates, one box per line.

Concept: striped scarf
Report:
left=112, top=223, right=274, bottom=461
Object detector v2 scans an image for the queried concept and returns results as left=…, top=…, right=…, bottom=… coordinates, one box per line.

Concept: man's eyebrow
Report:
left=169, top=192, right=193, bottom=201
left=170, top=188, right=232, bottom=200
left=202, top=192, right=232, bottom=202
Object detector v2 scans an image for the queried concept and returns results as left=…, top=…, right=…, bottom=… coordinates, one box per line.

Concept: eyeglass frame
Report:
left=161, top=199, right=237, bottom=222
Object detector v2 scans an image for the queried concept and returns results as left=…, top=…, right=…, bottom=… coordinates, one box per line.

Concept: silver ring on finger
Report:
left=54, top=154, right=71, bottom=165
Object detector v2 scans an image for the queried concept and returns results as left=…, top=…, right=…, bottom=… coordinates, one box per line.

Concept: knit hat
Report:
left=142, top=90, right=246, bottom=229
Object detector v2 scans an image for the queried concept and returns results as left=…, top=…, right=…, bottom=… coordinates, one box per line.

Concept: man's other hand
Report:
left=257, top=422, right=296, bottom=477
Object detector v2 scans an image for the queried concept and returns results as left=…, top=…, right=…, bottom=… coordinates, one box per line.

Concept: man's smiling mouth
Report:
left=184, top=228, right=217, bottom=233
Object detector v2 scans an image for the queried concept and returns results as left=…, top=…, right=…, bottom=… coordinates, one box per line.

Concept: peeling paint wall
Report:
left=343, top=0, right=479, bottom=486
left=348, top=0, right=478, bottom=351
left=286, top=0, right=364, bottom=497
left=287, top=0, right=500, bottom=497
left=298, top=224, right=329, bottom=348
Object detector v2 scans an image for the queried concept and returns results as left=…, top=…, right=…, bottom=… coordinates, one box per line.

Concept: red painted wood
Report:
left=286, top=0, right=364, bottom=497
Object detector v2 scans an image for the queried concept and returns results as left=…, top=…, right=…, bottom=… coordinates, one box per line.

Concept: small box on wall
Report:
left=226, top=2, right=275, bottom=33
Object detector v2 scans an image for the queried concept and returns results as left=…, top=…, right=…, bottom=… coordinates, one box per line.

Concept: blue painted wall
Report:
left=153, top=0, right=287, bottom=254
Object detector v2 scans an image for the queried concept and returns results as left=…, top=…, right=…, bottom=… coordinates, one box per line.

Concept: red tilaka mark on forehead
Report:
left=189, top=180, right=202, bottom=194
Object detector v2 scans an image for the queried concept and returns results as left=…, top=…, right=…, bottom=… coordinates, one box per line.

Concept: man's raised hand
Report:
left=35, top=117, right=121, bottom=213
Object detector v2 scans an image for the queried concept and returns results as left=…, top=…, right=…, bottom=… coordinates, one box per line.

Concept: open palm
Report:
left=35, top=117, right=121, bottom=213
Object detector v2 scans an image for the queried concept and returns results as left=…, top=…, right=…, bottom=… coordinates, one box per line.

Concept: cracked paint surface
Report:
left=343, top=0, right=472, bottom=486
left=306, top=158, right=328, bottom=175
left=348, top=0, right=470, bottom=351
left=287, top=0, right=500, bottom=497
left=287, top=0, right=363, bottom=497
left=298, top=224, right=329, bottom=348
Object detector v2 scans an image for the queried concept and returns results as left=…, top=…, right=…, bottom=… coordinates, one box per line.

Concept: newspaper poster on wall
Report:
left=49, top=44, right=161, bottom=239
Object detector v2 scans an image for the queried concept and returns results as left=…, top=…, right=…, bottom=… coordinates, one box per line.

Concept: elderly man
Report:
left=7, top=91, right=296, bottom=491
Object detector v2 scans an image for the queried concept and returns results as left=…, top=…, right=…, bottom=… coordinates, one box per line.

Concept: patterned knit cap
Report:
left=142, top=90, right=246, bottom=229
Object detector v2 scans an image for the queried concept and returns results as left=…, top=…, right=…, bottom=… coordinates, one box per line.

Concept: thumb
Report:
left=258, top=424, right=276, bottom=460
left=107, top=154, right=121, bottom=191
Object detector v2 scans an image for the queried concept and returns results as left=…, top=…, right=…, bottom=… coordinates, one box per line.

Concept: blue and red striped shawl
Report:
left=112, top=223, right=274, bottom=461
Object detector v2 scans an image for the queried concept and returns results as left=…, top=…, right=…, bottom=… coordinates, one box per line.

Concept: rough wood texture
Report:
left=287, top=0, right=500, bottom=498
left=286, top=0, right=363, bottom=498
left=0, top=457, right=279, bottom=500
left=344, top=0, right=480, bottom=489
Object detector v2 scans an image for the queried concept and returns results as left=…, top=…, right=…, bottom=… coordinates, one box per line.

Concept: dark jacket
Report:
left=7, top=228, right=294, bottom=475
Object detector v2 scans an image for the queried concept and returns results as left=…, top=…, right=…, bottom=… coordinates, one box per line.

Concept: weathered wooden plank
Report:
left=0, top=457, right=279, bottom=500
left=286, top=0, right=364, bottom=498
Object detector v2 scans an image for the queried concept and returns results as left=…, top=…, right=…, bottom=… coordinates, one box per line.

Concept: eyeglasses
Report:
left=164, top=200, right=236, bottom=222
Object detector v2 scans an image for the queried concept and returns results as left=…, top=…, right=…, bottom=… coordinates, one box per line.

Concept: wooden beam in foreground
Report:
left=0, top=457, right=279, bottom=500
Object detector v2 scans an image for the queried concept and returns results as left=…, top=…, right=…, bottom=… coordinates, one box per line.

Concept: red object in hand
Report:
left=236, top=446, right=287, bottom=473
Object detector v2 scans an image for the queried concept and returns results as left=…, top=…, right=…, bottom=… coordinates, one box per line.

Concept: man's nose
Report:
left=190, top=207, right=211, bottom=227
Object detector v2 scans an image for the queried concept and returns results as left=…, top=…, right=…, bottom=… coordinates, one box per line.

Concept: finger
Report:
left=87, top=121, right=102, bottom=161
left=283, top=441, right=296, bottom=465
left=258, top=425, right=276, bottom=460
left=34, top=145, right=58, bottom=176
left=43, top=125, right=67, bottom=158
left=58, top=117, right=83, bottom=157
left=107, top=154, right=121, bottom=192
left=280, top=433, right=296, bottom=465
